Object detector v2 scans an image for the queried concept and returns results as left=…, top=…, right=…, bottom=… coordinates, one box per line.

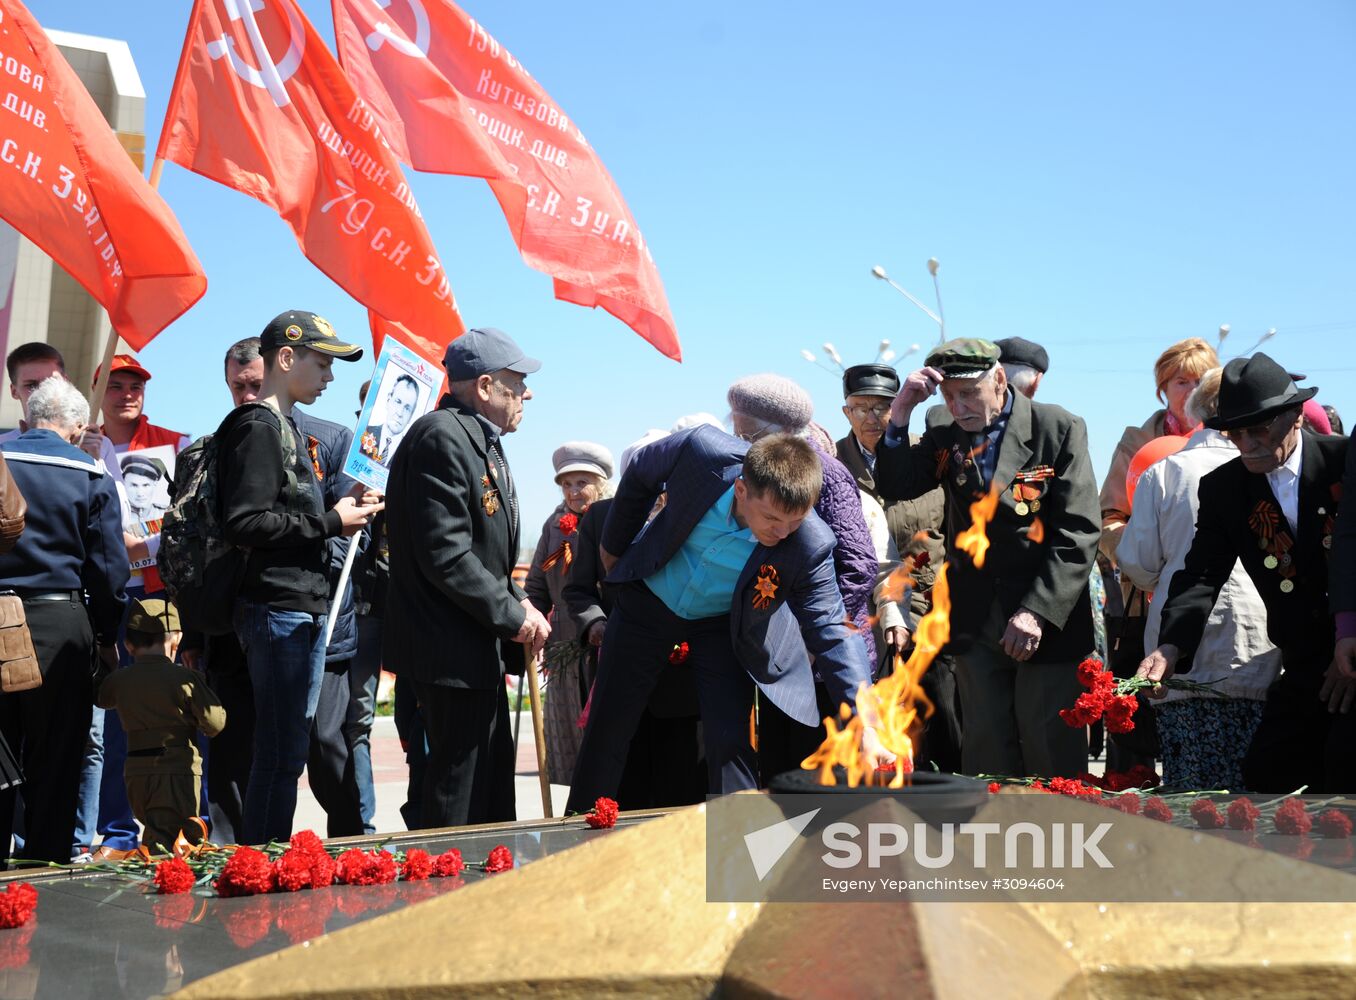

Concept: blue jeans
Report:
left=346, top=615, right=382, bottom=834
left=72, top=709, right=104, bottom=855
left=234, top=601, right=326, bottom=845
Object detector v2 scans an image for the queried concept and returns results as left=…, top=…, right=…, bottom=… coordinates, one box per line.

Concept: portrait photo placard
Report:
left=343, top=335, right=442, bottom=492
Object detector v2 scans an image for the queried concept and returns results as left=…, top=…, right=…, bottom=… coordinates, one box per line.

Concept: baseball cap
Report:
left=443, top=327, right=541, bottom=380
left=93, top=353, right=152, bottom=388
left=260, top=311, right=364, bottom=361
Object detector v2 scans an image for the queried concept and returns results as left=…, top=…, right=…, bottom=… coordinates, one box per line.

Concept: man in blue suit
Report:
left=566, top=427, right=887, bottom=810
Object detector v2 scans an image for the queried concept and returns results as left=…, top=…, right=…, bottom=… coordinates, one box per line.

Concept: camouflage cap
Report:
left=127, top=598, right=181, bottom=637
left=925, top=338, right=1000, bottom=380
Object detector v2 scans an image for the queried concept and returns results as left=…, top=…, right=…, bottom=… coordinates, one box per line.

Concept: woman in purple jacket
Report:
left=727, top=373, right=879, bottom=781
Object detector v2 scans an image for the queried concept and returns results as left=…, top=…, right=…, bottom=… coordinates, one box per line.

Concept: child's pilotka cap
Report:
left=127, top=598, right=181, bottom=637
left=260, top=311, right=364, bottom=361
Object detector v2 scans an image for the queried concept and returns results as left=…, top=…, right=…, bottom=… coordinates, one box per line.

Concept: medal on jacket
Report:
left=1011, top=466, right=1054, bottom=516
left=482, top=489, right=500, bottom=517
left=752, top=564, right=780, bottom=610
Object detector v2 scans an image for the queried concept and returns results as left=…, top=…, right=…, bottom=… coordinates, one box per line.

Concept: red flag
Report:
left=333, top=0, right=680, bottom=361
left=0, top=0, right=205, bottom=349
left=368, top=310, right=444, bottom=365
left=159, top=0, right=463, bottom=348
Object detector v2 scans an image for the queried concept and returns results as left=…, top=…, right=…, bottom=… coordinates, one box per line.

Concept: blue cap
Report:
left=443, top=327, right=542, bottom=380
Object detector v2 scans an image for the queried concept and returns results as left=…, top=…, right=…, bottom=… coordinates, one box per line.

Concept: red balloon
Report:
left=1124, top=435, right=1188, bottom=513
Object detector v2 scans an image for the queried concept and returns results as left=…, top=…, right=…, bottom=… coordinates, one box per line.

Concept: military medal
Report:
left=1030, top=499, right=1041, bottom=512
left=1280, top=579, right=1295, bottom=593
left=1264, top=555, right=1279, bottom=569
left=1014, top=501, right=1029, bottom=516
left=1324, top=536, right=1333, bottom=549
left=482, top=489, right=500, bottom=516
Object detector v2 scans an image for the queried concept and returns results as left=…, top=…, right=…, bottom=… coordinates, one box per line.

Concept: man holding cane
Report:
left=384, top=328, right=549, bottom=828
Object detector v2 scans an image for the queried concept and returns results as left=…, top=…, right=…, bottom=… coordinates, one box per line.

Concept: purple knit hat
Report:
left=726, top=373, right=813, bottom=429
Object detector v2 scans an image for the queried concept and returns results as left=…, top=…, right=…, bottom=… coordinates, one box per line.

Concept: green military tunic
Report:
left=96, top=654, right=226, bottom=852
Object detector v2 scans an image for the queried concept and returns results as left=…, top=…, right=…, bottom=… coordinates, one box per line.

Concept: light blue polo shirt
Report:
left=646, top=485, right=758, bottom=619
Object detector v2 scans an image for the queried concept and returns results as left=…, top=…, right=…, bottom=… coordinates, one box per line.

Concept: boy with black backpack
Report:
left=214, top=311, right=380, bottom=844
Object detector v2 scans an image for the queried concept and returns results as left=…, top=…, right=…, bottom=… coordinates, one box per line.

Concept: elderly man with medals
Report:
left=874, top=338, right=1101, bottom=780
left=1139, top=353, right=1356, bottom=792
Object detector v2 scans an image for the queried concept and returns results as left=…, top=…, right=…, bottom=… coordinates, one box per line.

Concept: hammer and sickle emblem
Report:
left=206, top=0, right=306, bottom=108
left=364, top=0, right=431, bottom=59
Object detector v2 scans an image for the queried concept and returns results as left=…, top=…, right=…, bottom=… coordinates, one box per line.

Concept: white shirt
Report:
left=1116, top=428, right=1281, bottom=701
left=1266, top=432, right=1304, bottom=536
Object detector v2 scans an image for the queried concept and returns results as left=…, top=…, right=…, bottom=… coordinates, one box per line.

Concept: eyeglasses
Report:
left=847, top=404, right=891, bottom=420
left=1221, top=409, right=1294, bottom=443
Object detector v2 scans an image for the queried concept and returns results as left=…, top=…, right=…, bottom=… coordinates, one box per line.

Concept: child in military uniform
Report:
left=96, top=599, right=226, bottom=853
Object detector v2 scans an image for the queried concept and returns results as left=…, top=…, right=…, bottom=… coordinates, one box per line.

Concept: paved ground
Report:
left=292, top=705, right=571, bottom=836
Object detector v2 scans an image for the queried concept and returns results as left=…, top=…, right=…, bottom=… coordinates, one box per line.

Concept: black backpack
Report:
left=157, top=403, right=298, bottom=634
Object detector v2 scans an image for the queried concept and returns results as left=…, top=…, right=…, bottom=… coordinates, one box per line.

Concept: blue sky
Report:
left=29, top=0, right=1356, bottom=544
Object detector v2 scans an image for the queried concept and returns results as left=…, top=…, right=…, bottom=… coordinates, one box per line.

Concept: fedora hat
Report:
left=1204, top=352, right=1317, bottom=431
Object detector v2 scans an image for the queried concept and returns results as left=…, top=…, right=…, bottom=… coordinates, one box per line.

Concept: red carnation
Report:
left=0, top=883, right=38, bottom=929
left=557, top=513, right=579, bottom=536
left=1049, top=777, right=1102, bottom=799
left=288, top=830, right=326, bottom=860
left=987, top=782, right=1002, bottom=793
left=336, top=848, right=398, bottom=886
left=272, top=850, right=314, bottom=893
left=432, top=849, right=465, bottom=878
left=153, top=857, right=196, bottom=895
left=585, top=797, right=620, bottom=829
left=1103, top=695, right=1138, bottom=734
left=1189, top=799, right=1226, bottom=830
left=1227, top=798, right=1261, bottom=831
left=668, top=642, right=690, bottom=665
left=1317, top=809, right=1353, bottom=840
left=401, top=849, right=434, bottom=881
left=483, top=845, right=514, bottom=873
left=1104, top=794, right=1141, bottom=815
left=1075, top=657, right=1104, bottom=688
left=1142, top=797, right=1174, bottom=823
left=1274, top=797, right=1312, bottom=836
left=309, top=852, right=336, bottom=889
left=216, top=846, right=275, bottom=897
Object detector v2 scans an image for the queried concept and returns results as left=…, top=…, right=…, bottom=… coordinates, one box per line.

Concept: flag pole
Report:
left=523, top=646, right=552, bottom=817
left=322, top=536, right=362, bottom=648
left=86, top=158, right=168, bottom=420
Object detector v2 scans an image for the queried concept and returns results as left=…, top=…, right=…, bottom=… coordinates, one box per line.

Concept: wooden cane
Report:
left=524, top=646, right=552, bottom=818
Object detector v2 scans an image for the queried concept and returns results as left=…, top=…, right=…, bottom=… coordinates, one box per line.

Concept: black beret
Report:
left=995, top=337, right=1049, bottom=374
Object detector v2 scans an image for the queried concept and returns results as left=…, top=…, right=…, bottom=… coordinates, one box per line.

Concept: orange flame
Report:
left=802, top=486, right=998, bottom=785
left=1028, top=517, right=1045, bottom=544
left=955, top=487, right=999, bottom=568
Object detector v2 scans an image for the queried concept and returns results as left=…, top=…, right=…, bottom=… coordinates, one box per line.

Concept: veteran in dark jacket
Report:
left=1141, top=353, right=1356, bottom=792
left=383, top=328, right=550, bottom=828
left=875, top=339, right=1100, bottom=780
